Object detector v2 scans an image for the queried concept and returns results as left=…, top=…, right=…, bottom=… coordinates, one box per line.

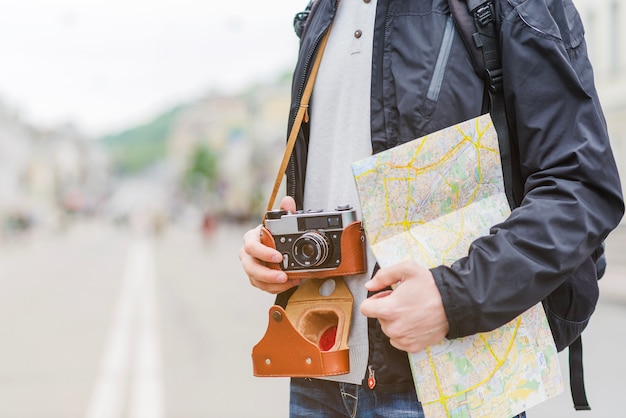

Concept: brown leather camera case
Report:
left=252, top=277, right=354, bottom=377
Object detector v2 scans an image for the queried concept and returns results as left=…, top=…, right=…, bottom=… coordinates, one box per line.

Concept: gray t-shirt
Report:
left=303, top=0, right=378, bottom=385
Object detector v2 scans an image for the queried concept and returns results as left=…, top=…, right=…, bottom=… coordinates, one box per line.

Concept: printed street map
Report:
left=352, top=115, right=563, bottom=417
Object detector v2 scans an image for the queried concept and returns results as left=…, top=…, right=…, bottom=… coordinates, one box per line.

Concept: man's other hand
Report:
left=360, top=260, right=449, bottom=353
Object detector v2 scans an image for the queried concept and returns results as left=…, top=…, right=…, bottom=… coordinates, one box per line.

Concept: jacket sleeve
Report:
left=432, top=0, right=625, bottom=339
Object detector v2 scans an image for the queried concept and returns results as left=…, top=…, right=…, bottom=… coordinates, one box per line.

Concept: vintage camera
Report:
left=261, top=205, right=367, bottom=279
left=254, top=205, right=366, bottom=378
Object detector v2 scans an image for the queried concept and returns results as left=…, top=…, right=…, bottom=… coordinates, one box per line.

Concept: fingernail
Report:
left=271, top=254, right=282, bottom=263
left=276, top=273, right=287, bottom=283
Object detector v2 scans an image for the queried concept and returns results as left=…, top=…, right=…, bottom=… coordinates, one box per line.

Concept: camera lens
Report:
left=301, top=243, right=316, bottom=258
left=293, top=231, right=331, bottom=267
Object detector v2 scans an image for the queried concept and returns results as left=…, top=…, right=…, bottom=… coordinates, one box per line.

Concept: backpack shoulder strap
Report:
left=447, top=0, right=515, bottom=210
left=447, top=0, right=486, bottom=76
left=570, top=337, right=591, bottom=410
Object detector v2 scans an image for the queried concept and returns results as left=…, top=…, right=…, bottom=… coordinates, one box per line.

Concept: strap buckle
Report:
left=486, top=68, right=503, bottom=93
left=475, top=3, right=494, bottom=26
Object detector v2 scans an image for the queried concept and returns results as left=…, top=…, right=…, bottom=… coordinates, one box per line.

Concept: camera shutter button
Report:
left=335, top=204, right=352, bottom=211
left=266, top=210, right=287, bottom=219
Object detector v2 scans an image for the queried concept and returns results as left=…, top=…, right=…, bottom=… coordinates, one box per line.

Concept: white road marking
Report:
left=129, top=240, right=165, bottom=418
left=84, top=239, right=165, bottom=418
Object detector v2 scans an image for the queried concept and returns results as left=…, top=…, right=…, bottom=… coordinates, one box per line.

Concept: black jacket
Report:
left=283, top=0, right=624, bottom=390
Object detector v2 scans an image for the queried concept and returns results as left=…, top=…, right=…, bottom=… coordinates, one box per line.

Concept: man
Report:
left=239, top=0, right=624, bottom=416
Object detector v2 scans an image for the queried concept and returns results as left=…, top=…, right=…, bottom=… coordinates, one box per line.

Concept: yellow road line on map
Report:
left=361, top=117, right=511, bottom=415
left=360, top=117, right=499, bottom=250
left=427, top=346, right=451, bottom=416
left=424, top=317, right=523, bottom=411
left=479, top=333, right=502, bottom=362
left=378, top=138, right=469, bottom=241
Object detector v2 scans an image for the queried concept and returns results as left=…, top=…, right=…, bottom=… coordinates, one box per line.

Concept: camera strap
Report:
left=264, top=26, right=333, bottom=219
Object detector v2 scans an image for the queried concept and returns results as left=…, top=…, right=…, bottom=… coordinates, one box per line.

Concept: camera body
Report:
left=261, top=205, right=367, bottom=279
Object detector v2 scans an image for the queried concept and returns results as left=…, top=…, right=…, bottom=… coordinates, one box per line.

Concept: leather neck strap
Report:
left=264, top=28, right=333, bottom=218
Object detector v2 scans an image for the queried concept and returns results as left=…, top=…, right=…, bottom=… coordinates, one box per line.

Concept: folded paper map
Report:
left=352, top=114, right=563, bottom=417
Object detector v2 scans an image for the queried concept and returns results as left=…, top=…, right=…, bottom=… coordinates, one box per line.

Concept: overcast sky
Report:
left=0, top=0, right=303, bottom=136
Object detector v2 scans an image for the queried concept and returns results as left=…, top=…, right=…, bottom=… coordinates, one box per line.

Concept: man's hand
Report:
left=360, top=260, right=449, bottom=353
left=238, top=197, right=301, bottom=294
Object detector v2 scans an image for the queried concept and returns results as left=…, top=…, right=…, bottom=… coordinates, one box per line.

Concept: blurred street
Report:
left=0, top=219, right=624, bottom=418
left=0, top=220, right=288, bottom=418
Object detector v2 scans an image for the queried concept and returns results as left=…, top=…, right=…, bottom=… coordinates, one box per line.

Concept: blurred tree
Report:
left=100, top=107, right=183, bottom=174
left=183, top=143, right=219, bottom=202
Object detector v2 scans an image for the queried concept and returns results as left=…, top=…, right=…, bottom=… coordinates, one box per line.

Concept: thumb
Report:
left=360, top=288, right=393, bottom=319
left=279, top=196, right=296, bottom=213
left=365, top=264, right=404, bottom=292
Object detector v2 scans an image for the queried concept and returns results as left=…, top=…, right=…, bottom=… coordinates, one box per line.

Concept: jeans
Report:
left=289, top=378, right=528, bottom=418
left=290, top=378, right=422, bottom=418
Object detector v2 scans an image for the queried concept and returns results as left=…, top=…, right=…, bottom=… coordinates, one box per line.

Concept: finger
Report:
left=242, top=225, right=283, bottom=264
left=250, top=276, right=302, bottom=294
left=365, top=262, right=411, bottom=292
left=377, top=318, right=424, bottom=353
left=388, top=337, right=403, bottom=352
left=359, top=289, right=393, bottom=319
left=375, top=318, right=420, bottom=352
left=240, top=246, right=297, bottom=294
left=388, top=337, right=424, bottom=354
left=240, top=225, right=289, bottom=284
left=239, top=245, right=287, bottom=284
left=279, top=196, right=296, bottom=213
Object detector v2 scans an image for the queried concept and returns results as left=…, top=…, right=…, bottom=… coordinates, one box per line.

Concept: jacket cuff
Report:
left=431, top=264, right=471, bottom=340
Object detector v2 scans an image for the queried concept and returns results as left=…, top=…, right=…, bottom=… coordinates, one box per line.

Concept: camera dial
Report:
left=266, top=209, right=287, bottom=220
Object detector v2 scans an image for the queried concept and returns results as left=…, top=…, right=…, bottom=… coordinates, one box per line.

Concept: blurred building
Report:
left=167, top=78, right=291, bottom=220
left=48, top=124, right=112, bottom=218
left=3, top=1, right=624, bottom=230
left=0, top=103, right=111, bottom=239
left=0, top=105, right=35, bottom=235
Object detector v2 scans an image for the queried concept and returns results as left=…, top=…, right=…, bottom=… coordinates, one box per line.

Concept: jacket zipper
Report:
left=367, top=365, right=376, bottom=389
left=287, top=5, right=337, bottom=199
left=427, top=15, right=455, bottom=101
left=381, top=0, right=394, bottom=144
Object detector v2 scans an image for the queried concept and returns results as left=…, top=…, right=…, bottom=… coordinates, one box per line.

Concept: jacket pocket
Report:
left=426, top=15, right=455, bottom=103
left=383, top=10, right=457, bottom=135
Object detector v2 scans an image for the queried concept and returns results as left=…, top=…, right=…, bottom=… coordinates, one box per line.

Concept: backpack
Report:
left=447, top=0, right=607, bottom=411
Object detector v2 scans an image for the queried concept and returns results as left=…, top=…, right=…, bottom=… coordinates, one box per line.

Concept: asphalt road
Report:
left=0, top=220, right=624, bottom=418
